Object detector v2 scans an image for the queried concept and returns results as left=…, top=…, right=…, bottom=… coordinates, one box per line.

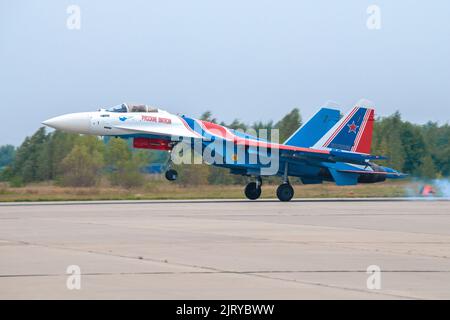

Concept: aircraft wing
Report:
left=234, top=138, right=385, bottom=165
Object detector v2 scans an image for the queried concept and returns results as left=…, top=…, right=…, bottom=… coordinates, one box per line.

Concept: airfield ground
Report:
left=1, top=199, right=450, bottom=299
left=0, top=180, right=420, bottom=202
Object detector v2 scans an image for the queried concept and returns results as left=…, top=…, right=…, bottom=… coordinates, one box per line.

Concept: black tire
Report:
left=244, top=182, right=262, bottom=200
left=165, top=169, right=178, bottom=181
left=276, top=183, right=294, bottom=202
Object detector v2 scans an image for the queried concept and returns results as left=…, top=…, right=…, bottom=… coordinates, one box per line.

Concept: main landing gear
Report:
left=244, top=162, right=295, bottom=202
left=244, top=177, right=262, bottom=200
left=276, top=183, right=294, bottom=202
left=276, top=162, right=294, bottom=202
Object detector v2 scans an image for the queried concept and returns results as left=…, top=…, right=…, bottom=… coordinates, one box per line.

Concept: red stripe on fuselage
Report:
left=199, top=120, right=330, bottom=154
left=200, top=121, right=234, bottom=140
left=233, top=136, right=330, bottom=154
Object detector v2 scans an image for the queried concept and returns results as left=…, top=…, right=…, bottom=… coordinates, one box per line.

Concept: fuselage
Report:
left=43, top=106, right=196, bottom=138
left=43, top=103, right=405, bottom=188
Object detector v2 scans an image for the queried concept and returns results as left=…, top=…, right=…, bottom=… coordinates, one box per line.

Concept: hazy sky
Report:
left=1, top=0, right=449, bottom=146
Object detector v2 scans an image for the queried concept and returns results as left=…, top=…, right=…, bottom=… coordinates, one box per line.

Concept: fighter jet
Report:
left=43, top=102, right=405, bottom=201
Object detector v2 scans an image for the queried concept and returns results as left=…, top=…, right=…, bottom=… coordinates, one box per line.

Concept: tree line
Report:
left=0, top=109, right=448, bottom=187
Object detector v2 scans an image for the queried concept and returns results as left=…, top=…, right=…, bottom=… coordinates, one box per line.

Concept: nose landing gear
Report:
left=164, top=151, right=178, bottom=181
left=165, top=169, right=178, bottom=181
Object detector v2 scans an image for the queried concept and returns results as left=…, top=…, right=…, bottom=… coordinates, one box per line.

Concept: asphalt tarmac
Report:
left=1, top=198, right=449, bottom=299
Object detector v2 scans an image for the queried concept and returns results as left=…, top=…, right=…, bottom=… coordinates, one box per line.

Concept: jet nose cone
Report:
left=42, top=112, right=92, bottom=134
left=42, top=117, right=60, bottom=128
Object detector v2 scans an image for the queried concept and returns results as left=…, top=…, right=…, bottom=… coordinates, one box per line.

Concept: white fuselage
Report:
left=43, top=109, right=200, bottom=139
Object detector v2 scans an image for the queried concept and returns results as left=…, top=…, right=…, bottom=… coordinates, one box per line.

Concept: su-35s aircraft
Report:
left=43, top=101, right=405, bottom=201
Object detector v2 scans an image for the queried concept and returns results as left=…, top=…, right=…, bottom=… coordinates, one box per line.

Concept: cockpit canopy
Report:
left=107, top=103, right=159, bottom=113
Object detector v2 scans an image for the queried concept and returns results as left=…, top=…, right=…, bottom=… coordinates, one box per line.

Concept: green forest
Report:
left=0, top=109, right=449, bottom=188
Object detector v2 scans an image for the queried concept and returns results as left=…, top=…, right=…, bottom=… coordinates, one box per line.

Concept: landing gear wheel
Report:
left=244, top=182, right=262, bottom=200
left=276, top=183, right=294, bottom=202
left=165, top=169, right=178, bottom=181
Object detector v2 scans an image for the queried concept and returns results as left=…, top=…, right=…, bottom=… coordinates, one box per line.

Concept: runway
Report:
left=1, top=199, right=450, bottom=299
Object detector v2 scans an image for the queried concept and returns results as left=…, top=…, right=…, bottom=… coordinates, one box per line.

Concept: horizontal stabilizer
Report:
left=328, top=168, right=359, bottom=186
left=337, top=169, right=406, bottom=179
left=337, top=169, right=388, bottom=174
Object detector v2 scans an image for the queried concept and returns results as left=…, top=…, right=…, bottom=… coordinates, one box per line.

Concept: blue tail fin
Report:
left=283, top=108, right=341, bottom=147
left=313, top=106, right=375, bottom=153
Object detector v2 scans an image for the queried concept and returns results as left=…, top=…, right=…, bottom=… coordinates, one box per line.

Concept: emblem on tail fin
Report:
left=313, top=105, right=375, bottom=154
left=347, top=121, right=359, bottom=133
